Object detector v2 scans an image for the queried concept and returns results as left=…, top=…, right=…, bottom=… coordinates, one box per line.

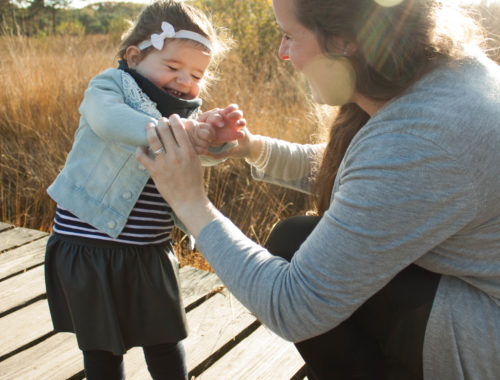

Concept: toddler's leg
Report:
left=83, top=350, right=124, bottom=380
left=143, top=341, right=187, bottom=380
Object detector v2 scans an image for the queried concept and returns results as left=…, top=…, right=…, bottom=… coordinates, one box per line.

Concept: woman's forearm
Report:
left=245, top=133, right=267, bottom=163
left=173, top=196, right=221, bottom=237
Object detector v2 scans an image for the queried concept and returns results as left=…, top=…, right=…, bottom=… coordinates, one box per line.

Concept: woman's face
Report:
left=273, top=0, right=322, bottom=70
left=273, top=0, right=356, bottom=106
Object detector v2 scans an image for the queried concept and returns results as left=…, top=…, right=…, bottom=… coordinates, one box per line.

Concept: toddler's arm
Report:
left=80, top=69, right=159, bottom=152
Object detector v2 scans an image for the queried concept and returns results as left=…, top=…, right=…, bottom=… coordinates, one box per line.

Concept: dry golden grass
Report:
left=0, top=34, right=323, bottom=270
left=0, top=36, right=117, bottom=226
left=3, top=1, right=498, bottom=271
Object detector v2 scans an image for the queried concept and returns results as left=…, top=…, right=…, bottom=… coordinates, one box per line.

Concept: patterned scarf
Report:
left=118, top=59, right=201, bottom=119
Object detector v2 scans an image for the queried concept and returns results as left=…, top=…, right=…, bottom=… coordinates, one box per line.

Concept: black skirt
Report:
left=45, top=233, right=187, bottom=355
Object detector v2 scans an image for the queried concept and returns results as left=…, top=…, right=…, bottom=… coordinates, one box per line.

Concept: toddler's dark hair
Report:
left=117, top=0, right=227, bottom=66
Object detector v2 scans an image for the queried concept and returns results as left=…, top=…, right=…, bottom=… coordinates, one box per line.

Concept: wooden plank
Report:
left=0, top=333, right=82, bottom=380
left=0, top=265, right=45, bottom=315
left=184, top=290, right=256, bottom=371
left=0, top=237, right=48, bottom=280
left=123, top=289, right=257, bottom=379
left=184, top=290, right=255, bottom=369
left=0, top=266, right=224, bottom=379
left=178, top=266, right=222, bottom=307
left=0, top=223, right=13, bottom=232
left=0, top=300, right=52, bottom=358
left=0, top=227, right=47, bottom=253
left=198, top=325, right=305, bottom=380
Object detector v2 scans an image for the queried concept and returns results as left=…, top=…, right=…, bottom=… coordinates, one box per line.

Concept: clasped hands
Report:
left=135, top=104, right=246, bottom=228
left=186, top=104, right=246, bottom=156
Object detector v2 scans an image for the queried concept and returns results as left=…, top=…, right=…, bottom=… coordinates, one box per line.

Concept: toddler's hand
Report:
left=184, top=119, right=215, bottom=155
left=197, top=104, right=246, bottom=145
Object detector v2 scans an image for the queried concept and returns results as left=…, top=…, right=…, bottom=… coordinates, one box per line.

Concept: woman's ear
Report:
left=328, top=37, right=357, bottom=57
left=124, top=46, right=142, bottom=68
left=342, top=41, right=357, bottom=57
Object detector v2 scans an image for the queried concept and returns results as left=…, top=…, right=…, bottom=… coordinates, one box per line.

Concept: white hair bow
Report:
left=138, top=21, right=212, bottom=51
left=150, top=22, right=175, bottom=50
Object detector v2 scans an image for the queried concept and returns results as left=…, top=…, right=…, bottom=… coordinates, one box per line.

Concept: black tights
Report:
left=265, top=215, right=441, bottom=380
left=83, top=341, right=187, bottom=380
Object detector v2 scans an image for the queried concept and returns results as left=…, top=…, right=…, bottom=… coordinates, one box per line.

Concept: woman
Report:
left=136, top=0, right=500, bottom=378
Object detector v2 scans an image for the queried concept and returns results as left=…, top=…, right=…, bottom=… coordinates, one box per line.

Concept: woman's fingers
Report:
left=136, top=145, right=155, bottom=171
left=220, top=104, right=239, bottom=115
left=146, top=122, right=166, bottom=158
left=224, top=109, right=243, bottom=120
left=166, top=114, right=194, bottom=150
left=197, top=108, right=222, bottom=124
left=184, top=120, right=213, bottom=154
left=213, top=126, right=245, bottom=144
left=136, top=122, right=162, bottom=169
left=205, top=113, right=225, bottom=128
left=136, top=115, right=212, bottom=236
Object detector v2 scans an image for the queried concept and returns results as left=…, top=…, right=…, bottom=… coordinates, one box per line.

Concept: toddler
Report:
left=44, top=1, right=243, bottom=379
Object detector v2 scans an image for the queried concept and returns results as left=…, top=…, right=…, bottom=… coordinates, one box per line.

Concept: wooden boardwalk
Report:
left=0, top=222, right=306, bottom=380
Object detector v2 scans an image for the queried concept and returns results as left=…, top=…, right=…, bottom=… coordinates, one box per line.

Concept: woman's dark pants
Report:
left=265, top=215, right=441, bottom=380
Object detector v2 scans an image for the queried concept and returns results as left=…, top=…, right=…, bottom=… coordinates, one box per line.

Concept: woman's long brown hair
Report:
left=292, top=0, right=486, bottom=214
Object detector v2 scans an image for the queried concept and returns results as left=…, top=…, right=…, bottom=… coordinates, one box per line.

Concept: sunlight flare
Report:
left=374, top=0, right=404, bottom=7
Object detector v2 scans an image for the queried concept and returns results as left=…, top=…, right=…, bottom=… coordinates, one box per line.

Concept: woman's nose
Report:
left=278, top=39, right=289, bottom=60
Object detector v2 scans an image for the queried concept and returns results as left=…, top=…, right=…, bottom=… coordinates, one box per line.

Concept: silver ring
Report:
left=153, top=147, right=164, bottom=155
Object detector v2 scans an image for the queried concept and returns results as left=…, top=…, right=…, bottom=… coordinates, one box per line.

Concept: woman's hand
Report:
left=206, top=127, right=267, bottom=163
left=198, top=104, right=246, bottom=145
left=135, top=115, right=219, bottom=236
left=197, top=104, right=268, bottom=163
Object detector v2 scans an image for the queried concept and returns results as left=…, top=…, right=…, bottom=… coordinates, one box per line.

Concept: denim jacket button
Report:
left=122, top=192, right=132, bottom=200
left=107, top=221, right=116, bottom=229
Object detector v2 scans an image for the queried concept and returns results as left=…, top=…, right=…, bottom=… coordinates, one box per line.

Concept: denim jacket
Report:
left=47, top=68, right=220, bottom=238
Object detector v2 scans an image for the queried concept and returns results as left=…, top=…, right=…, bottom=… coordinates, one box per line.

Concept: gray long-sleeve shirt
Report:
left=196, top=54, right=500, bottom=379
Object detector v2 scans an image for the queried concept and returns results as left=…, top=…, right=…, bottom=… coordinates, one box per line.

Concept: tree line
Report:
left=1, top=0, right=499, bottom=63
left=1, top=1, right=143, bottom=38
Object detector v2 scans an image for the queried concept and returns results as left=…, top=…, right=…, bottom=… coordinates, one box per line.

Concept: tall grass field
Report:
left=1, top=1, right=499, bottom=270
left=0, top=17, right=323, bottom=269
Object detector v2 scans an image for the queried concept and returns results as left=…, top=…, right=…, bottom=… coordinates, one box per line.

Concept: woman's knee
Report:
left=265, top=215, right=321, bottom=260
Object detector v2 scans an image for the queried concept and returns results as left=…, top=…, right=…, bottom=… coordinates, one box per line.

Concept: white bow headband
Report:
left=138, top=21, right=212, bottom=52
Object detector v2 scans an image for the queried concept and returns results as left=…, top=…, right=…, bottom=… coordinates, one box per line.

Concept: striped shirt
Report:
left=53, top=178, right=174, bottom=245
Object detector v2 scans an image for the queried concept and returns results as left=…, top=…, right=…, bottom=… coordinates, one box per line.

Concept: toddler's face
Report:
left=130, top=40, right=211, bottom=100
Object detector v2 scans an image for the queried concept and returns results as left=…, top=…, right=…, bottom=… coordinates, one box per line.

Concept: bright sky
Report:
left=69, top=0, right=500, bottom=9
left=70, top=0, right=151, bottom=8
